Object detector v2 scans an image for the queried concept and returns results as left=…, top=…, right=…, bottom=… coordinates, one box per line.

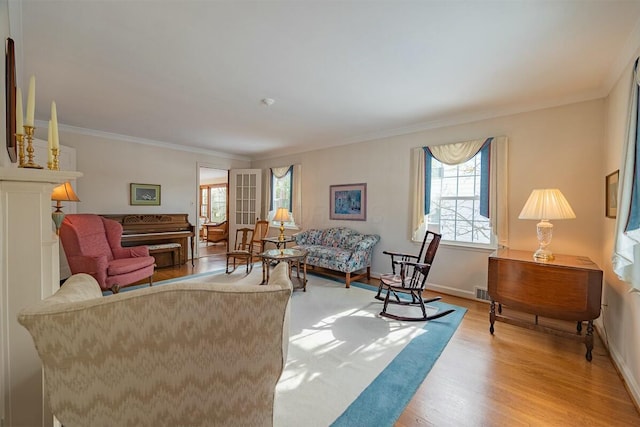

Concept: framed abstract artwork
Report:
left=606, top=170, right=619, bottom=219
left=130, top=183, right=161, bottom=206
left=330, top=183, right=366, bottom=221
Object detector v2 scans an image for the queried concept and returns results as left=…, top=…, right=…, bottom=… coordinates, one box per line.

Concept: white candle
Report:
left=25, top=76, right=35, bottom=127
left=51, top=101, right=59, bottom=149
left=47, top=120, right=53, bottom=164
left=16, top=87, right=23, bottom=132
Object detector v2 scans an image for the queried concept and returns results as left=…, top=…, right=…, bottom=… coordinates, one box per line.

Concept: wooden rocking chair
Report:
left=377, top=231, right=455, bottom=321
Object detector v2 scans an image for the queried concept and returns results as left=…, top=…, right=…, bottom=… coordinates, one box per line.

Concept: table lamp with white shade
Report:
left=518, top=188, right=576, bottom=261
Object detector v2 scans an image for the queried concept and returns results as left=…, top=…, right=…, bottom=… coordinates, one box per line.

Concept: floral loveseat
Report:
left=293, top=227, right=380, bottom=288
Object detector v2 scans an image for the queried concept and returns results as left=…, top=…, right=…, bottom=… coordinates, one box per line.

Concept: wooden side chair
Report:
left=377, top=231, right=455, bottom=321
left=226, top=227, right=255, bottom=274
left=251, top=219, right=270, bottom=258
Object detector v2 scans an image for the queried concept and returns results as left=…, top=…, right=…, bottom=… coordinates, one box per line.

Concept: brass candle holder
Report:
left=21, top=125, right=43, bottom=169
left=50, top=148, right=60, bottom=171
left=15, top=133, right=25, bottom=167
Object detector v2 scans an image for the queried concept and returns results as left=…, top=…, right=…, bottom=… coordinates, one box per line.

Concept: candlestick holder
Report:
left=21, top=125, right=43, bottom=169
left=15, top=133, right=26, bottom=167
left=50, top=148, right=60, bottom=171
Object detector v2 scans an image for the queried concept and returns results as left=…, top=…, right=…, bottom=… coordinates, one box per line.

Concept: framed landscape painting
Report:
left=330, top=183, right=366, bottom=221
left=130, top=183, right=161, bottom=206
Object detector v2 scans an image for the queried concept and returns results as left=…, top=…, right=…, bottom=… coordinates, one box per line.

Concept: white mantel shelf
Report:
left=0, top=166, right=82, bottom=183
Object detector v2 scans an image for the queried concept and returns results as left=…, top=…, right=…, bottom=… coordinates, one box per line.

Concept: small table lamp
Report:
left=51, top=181, right=80, bottom=234
left=518, top=188, right=575, bottom=261
left=273, top=208, right=290, bottom=254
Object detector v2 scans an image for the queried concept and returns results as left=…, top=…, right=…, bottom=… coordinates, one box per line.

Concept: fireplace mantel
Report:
left=0, top=166, right=82, bottom=183
left=1, top=167, right=83, bottom=427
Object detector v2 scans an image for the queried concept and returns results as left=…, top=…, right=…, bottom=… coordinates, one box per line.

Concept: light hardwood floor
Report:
left=149, top=244, right=640, bottom=426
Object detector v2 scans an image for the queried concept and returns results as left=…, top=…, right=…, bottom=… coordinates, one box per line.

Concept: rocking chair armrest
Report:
left=382, top=250, right=420, bottom=260
left=396, top=260, right=431, bottom=273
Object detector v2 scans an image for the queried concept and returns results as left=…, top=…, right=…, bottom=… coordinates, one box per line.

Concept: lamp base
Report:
left=533, top=219, right=554, bottom=261
left=533, top=248, right=554, bottom=261
left=51, top=210, right=65, bottom=235
left=279, top=221, right=285, bottom=255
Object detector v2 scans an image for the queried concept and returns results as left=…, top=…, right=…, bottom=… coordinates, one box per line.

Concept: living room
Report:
left=2, top=1, right=640, bottom=426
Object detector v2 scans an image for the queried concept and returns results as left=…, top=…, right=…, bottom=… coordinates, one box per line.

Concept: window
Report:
left=426, top=150, right=492, bottom=244
left=209, top=185, right=227, bottom=222
left=199, top=184, right=227, bottom=222
left=271, top=168, right=292, bottom=212
left=266, top=165, right=301, bottom=228
left=411, top=137, right=508, bottom=248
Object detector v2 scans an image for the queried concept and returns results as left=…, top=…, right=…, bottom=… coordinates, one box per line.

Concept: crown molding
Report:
left=33, top=121, right=251, bottom=162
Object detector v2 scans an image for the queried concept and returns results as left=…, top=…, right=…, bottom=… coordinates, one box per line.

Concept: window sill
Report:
left=269, top=223, right=300, bottom=231
left=411, top=238, right=497, bottom=253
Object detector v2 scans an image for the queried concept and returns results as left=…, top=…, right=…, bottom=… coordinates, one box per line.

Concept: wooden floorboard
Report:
left=146, top=244, right=640, bottom=426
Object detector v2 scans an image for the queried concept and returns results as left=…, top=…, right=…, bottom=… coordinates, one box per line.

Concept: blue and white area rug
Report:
left=147, top=266, right=466, bottom=426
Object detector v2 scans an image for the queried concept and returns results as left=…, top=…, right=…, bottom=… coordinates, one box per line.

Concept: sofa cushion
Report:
left=299, top=245, right=353, bottom=265
left=321, top=227, right=351, bottom=247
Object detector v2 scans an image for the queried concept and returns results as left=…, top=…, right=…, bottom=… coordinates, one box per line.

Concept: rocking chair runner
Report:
left=377, top=231, right=455, bottom=321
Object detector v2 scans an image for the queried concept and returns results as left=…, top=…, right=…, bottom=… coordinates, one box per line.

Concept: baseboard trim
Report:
left=595, top=322, right=640, bottom=413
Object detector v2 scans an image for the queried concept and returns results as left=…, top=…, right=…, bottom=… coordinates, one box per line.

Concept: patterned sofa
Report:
left=293, top=227, right=380, bottom=288
left=18, top=263, right=293, bottom=427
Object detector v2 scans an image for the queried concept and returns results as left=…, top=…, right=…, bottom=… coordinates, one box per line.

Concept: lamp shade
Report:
left=273, top=207, right=290, bottom=222
left=518, top=189, right=575, bottom=220
left=51, top=182, right=80, bottom=202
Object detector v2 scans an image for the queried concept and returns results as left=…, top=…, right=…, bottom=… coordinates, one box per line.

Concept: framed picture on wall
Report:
left=606, top=170, right=619, bottom=218
left=130, top=183, right=161, bottom=206
left=330, top=183, right=366, bottom=221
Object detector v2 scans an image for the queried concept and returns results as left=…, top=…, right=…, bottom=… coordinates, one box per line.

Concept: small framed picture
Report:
left=130, top=183, right=161, bottom=206
left=605, top=170, right=619, bottom=218
left=330, top=183, right=366, bottom=221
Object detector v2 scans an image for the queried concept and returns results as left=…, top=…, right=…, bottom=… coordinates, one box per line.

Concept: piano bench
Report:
left=147, top=243, right=182, bottom=267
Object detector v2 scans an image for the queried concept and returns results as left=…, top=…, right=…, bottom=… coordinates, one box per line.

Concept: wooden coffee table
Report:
left=260, top=248, right=308, bottom=291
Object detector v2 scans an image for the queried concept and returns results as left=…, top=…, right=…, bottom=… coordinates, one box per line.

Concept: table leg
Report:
left=490, top=301, right=496, bottom=334
left=585, top=320, right=594, bottom=361
left=302, top=258, right=307, bottom=292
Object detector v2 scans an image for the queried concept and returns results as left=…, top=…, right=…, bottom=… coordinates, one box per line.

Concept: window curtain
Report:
left=264, top=164, right=302, bottom=226
left=269, top=165, right=293, bottom=211
left=612, top=58, right=640, bottom=291
left=411, top=136, right=508, bottom=246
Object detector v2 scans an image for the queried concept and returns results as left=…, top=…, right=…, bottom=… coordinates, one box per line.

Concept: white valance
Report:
left=427, top=138, right=487, bottom=165
left=271, top=166, right=291, bottom=179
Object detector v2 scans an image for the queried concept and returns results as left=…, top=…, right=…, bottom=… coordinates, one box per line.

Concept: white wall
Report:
left=39, top=129, right=250, bottom=227
left=253, top=99, right=604, bottom=299
left=602, top=50, right=640, bottom=406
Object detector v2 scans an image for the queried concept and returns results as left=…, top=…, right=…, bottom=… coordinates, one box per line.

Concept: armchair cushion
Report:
left=18, top=263, right=293, bottom=427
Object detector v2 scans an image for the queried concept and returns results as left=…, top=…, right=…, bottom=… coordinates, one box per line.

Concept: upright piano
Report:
left=101, top=213, right=195, bottom=267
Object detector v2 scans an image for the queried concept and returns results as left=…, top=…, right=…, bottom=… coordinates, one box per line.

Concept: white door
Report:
left=229, top=169, right=262, bottom=248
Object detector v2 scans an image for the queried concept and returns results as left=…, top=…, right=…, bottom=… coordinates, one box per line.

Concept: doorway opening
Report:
left=198, top=167, right=229, bottom=259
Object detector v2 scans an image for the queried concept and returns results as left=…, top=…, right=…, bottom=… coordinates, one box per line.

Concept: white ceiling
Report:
left=14, top=0, right=640, bottom=161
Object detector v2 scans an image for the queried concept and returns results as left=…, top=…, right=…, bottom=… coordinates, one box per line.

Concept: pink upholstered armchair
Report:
left=60, top=214, right=156, bottom=293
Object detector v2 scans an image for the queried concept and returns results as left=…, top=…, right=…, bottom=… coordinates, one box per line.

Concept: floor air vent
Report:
left=475, top=287, right=490, bottom=301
